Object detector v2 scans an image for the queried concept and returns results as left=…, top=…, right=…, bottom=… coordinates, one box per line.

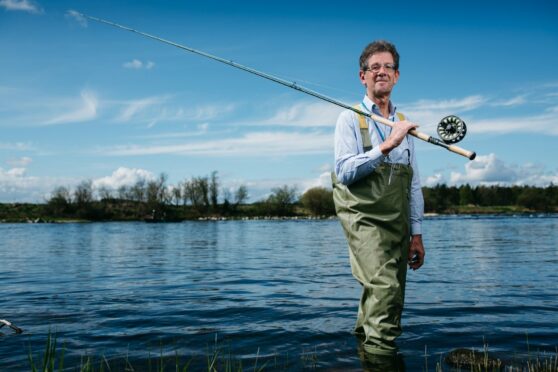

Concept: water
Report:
left=1, top=216, right=557, bottom=370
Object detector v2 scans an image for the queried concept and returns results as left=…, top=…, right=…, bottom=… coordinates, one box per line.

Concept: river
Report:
left=1, top=215, right=557, bottom=370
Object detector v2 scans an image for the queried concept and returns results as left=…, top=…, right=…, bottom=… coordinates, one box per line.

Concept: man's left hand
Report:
left=408, top=234, right=425, bottom=270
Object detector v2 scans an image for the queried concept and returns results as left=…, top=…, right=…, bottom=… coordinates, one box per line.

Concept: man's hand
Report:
left=408, top=234, right=425, bottom=270
left=380, top=120, right=418, bottom=155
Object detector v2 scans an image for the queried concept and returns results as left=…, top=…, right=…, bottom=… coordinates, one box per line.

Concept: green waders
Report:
left=332, top=162, right=412, bottom=355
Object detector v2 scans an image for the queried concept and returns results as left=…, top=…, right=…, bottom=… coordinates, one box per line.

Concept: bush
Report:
left=300, top=187, right=335, bottom=216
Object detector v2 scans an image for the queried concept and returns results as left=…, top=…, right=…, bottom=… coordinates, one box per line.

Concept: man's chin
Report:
left=373, top=88, right=392, bottom=97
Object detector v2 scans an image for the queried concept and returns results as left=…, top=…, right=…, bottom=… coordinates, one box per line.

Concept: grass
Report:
left=25, top=333, right=558, bottom=371
left=26, top=333, right=295, bottom=371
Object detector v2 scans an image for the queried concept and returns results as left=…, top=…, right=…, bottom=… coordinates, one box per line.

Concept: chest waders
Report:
left=332, top=108, right=412, bottom=356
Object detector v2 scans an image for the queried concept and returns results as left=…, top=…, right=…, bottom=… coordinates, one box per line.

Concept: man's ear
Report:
left=359, top=70, right=367, bottom=87
left=393, top=69, right=400, bottom=85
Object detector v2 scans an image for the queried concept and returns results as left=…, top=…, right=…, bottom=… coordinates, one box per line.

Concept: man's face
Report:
left=359, top=51, right=399, bottom=99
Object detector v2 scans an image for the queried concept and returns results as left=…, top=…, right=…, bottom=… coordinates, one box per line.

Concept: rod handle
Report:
left=408, top=129, right=430, bottom=142
left=447, top=144, right=476, bottom=160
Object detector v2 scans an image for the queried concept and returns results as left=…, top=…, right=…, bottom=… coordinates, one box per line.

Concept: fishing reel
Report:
left=437, top=115, right=467, bottom=144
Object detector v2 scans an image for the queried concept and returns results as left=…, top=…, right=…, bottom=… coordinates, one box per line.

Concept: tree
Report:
left=459, top=184, right=475, bottom=205
left=300, top=187, right=335, bottom=216
left=157, top=173, right=169, bottom=204
left=209, top=171, right=219, bottom=211
left=422, top=184, right=451, bottom=213
left=234, top=185, right=248, bottom=206
left=47, top=186, right=72, bottom=215
left=196, top=176, right=210, bottom=210
left=545, top=183, right=558, bottom=209
left=98, top=186, right=113, bottom=201
left=146, top=173, right=168, bottom=209
left=117, top=185, right=130, bottom=201
left=517, top=187, right=551, bottom=211
left=171, top=184, right=182, bottom=206
left=266, top=185, right=298, bottom=216
left=183, top=176, right=209, bottom=213
left=131, top=179, right=146, bottom=203
left=74, top=180, right=94, bottom=206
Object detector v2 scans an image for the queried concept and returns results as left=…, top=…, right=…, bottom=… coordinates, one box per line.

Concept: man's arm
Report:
left=334, top=111, right=385, bottom=185
left=407, top=135, right=425, bottom=270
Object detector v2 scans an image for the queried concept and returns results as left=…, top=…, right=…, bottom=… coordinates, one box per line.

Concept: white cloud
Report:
left=424, top=173, right=446, bottom=187
left=401, top=95, right=486, bottom=133
left=43, top=90, right=98, bottom=125
left=124, top=59, right=142, bottom=69
left=261, top=101, right=342, bottom=127
left=65, top=9, right=87, bottom=27
left=467, top=112, right=558, bottom=136
left=0, top=0, right=42, bottom=13
left=318, top=163, right=332, bottom=173
left=399, top=89, right=558, bottom=136
left=450, top=154, right=516, bottom=184
left=103, top=131, right=333, bottom=157
left=448, top=153, right=558, bottom=186
left=0, top=167, right=75, bottom=203
left=0, top=166, right=159, bottom=202
left=136, top=124, right=210, bottom=140
left=491, top=95, right=526, bottom=107
left=114, top=96, right=231, bottom=127
left=92, top=167, right=155, bottom=190
left=123, top=59, right=155, bottom=70
left=6, top=156, right=32, bottom=167
left=231, top=171, right=334, bottom=202
left=0, top=142, right=33, bottom=151
left=296, top=172, right=334, bottom=194
left=0, top=87, right=101, bottom=127
left=406, top=95, right=485, bottom=113
left=115, top=96, right=167, bottom=123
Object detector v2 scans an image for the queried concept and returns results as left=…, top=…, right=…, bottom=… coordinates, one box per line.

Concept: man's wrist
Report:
left=380, top=141, right=394, bottom=155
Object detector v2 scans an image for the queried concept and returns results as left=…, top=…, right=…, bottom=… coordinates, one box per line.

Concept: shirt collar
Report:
left=362, top=95, right=397, bottom=117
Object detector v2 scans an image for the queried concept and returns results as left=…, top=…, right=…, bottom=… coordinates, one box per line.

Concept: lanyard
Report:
left=360, top=101, right=389, bottom=142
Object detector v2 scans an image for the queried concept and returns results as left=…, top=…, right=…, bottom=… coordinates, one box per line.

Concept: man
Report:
left=332, top=40, right=425, bottom=356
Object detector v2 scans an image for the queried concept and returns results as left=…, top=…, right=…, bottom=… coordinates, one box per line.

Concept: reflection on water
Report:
left=1, top=216, right=557, bottom=370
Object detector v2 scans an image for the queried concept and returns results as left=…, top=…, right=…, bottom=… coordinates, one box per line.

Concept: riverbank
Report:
left=1, top=202, right=556, bottom=223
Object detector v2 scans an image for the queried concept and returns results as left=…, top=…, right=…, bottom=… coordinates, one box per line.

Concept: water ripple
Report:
left=1, top=217, right=557, bottom=370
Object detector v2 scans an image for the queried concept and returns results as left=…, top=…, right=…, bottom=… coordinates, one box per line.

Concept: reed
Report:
left=26, top=333, right=288, bottom=371
left=26, top=333, right=557, bottom=371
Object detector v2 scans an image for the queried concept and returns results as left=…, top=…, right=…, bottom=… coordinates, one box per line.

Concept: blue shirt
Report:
left=334, top=95, right=424, bottom=235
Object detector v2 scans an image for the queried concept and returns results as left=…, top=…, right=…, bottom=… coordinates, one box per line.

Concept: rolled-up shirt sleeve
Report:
left=334, top=110, right=385, bottom=185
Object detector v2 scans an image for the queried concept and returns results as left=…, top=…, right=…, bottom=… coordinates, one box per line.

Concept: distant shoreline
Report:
left=1, top=208, right=556, bottom=224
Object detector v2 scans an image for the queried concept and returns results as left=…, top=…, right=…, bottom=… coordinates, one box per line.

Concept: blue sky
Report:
left=1, top=0, right=557, bottom=202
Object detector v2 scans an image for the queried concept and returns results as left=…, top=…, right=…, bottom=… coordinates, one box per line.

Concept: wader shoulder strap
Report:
left=396, top=112, right=412, bottom=164
left=354, top=104, right=372, bottom=152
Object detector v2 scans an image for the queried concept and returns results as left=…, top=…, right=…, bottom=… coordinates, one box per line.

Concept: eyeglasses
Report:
left=364, top=63, right=396, bottom=73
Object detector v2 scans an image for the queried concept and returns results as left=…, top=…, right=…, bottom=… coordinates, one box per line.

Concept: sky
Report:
left=1, top=0, right=558, bottom=203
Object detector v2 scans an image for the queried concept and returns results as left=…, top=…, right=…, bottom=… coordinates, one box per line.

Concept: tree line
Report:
left=38, top=171, right=335, bottom=221
left=1, top=175, right=556, bottom=222
left=423, top=183, right=558, bottom=213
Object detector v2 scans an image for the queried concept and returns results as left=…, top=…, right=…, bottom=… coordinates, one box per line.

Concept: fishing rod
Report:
left=76, top=12, right=476, bottom=160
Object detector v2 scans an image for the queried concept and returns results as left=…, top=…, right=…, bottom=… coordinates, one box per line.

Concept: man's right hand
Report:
left=380, top=120, right=418, bottom=155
